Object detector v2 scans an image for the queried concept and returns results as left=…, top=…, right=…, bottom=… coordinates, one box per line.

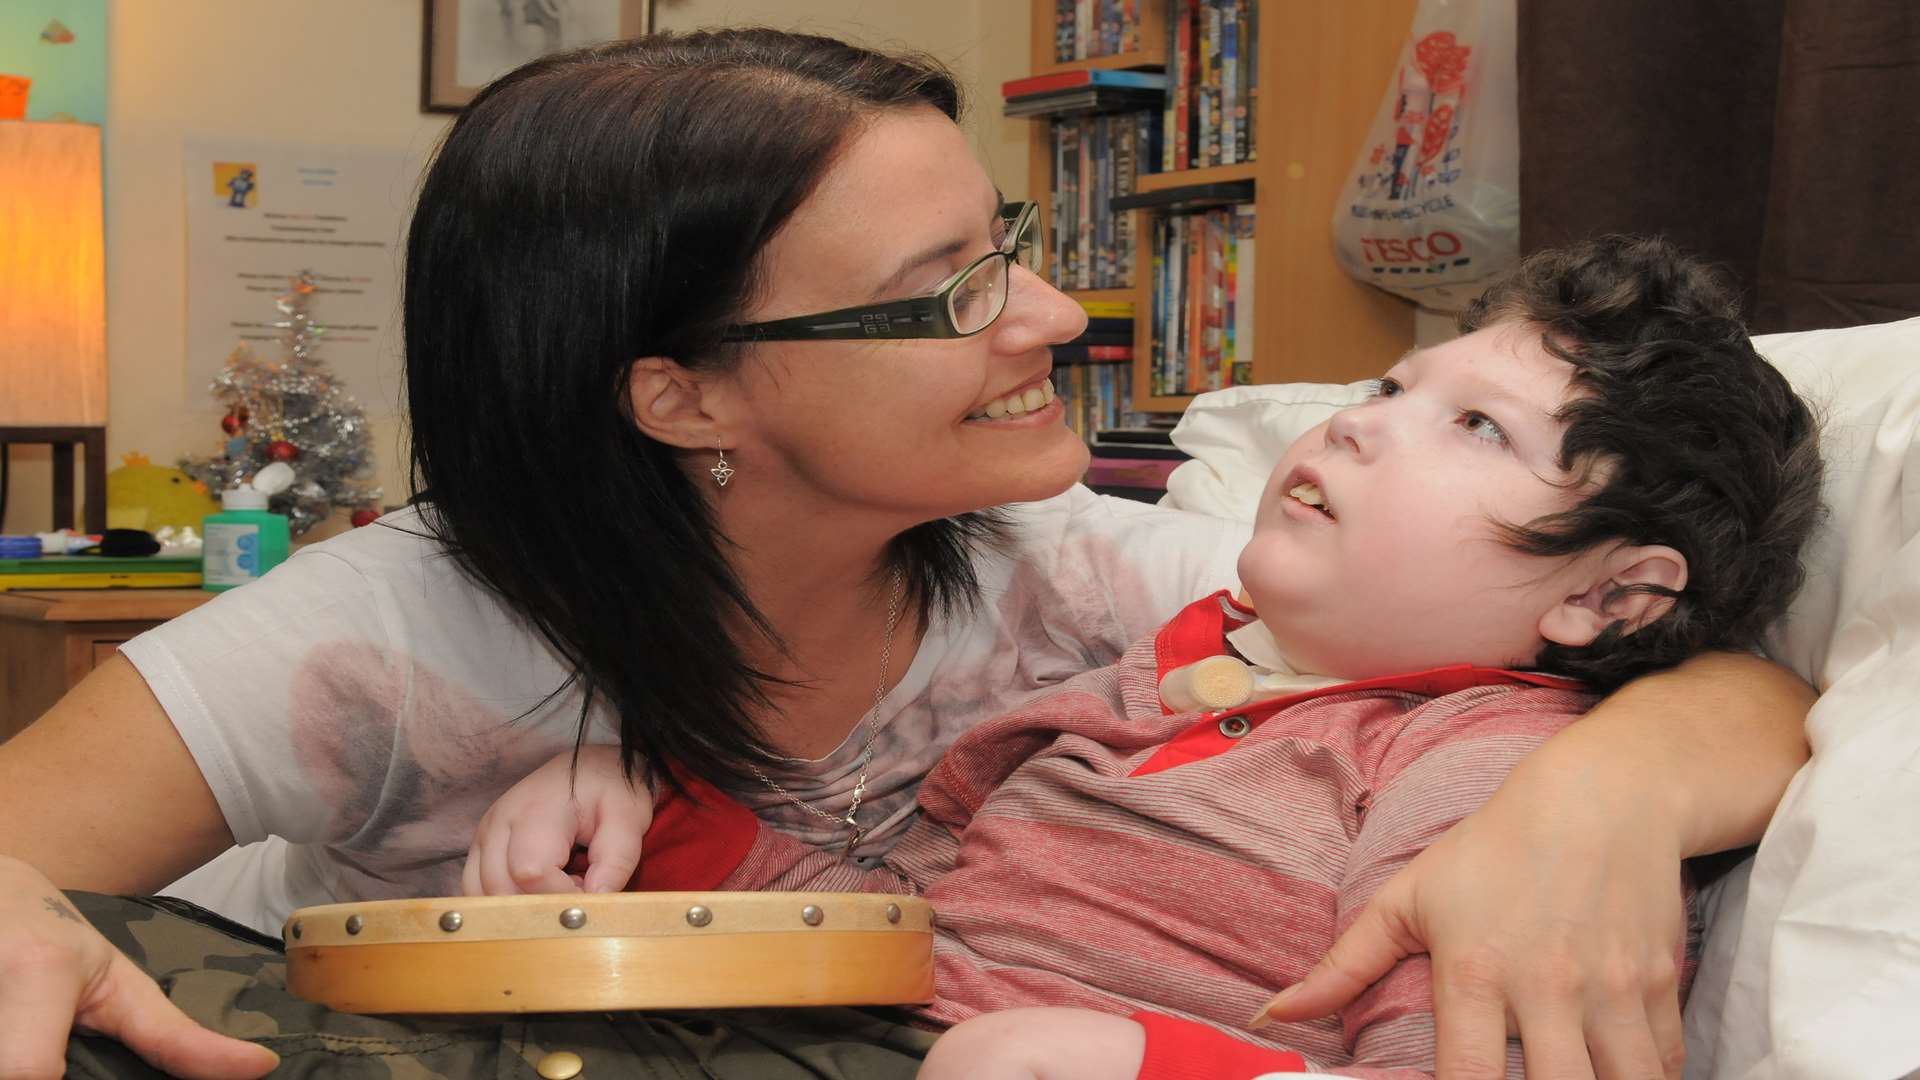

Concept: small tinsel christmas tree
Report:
left=180, top=272, right=383, bottom=536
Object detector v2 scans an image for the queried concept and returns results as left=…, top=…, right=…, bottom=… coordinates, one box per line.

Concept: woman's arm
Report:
left=0, top=655, right=275, bottom=1079
left=1, top=654, right=234, bottom=890
left=1257, top=650, right=1813, bottom=1080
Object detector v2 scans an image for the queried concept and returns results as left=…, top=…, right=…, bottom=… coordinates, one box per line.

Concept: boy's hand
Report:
left=462, top=746, right=653, bottom=896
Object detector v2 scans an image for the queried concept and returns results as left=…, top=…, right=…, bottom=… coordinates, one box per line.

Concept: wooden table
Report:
left=0, top=588, right=212, bottom=740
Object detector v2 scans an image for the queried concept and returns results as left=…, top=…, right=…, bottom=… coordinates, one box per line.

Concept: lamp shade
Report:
left=0, top=120, right=106, bottom=426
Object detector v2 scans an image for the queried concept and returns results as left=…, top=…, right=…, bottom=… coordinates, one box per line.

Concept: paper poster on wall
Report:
left=184, top=138, right=415, bottom=416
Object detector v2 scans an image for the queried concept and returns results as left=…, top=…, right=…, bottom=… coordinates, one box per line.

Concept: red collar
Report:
left=1137, top=591, right=1586, bottom=777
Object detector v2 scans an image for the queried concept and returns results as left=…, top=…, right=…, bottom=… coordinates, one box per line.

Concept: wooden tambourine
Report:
left=285, top=891, right=934, bottom=1014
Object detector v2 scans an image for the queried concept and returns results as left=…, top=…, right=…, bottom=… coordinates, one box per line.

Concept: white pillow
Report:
left=1162, top=317, right=1920, bottom=1079
left=1162, top=381, right=1369, bottom=524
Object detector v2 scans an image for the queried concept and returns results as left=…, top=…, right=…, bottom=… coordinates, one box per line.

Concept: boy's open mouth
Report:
left=1287, top=476, right=1336, bottom=520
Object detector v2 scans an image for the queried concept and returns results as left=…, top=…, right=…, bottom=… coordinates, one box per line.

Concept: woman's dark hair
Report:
left=1460, top=235, right=1826, bottom=691
left=403, top=29, right=1003, bottom=786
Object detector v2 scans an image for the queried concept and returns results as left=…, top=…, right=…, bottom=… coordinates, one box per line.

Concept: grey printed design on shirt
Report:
left=288, top=641, right=573, bottom=901
left=272, top=496, right=1212, bottom=897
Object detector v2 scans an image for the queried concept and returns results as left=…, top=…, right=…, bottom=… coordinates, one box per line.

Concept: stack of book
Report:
left=1046, top=107, right=1162, bottom=290
left=1163, top=0, right=1258, bottom=170
left=1003, top=69, right=1167, bottom=119
left=1052, top=0, right=1148, bottom=62
left=0, top=555, right=202, bottom=591
left=1058, top=299, right=1135, bottom=365
left=1054, top=300, right=1140, bottom=443
left=1149, top=204, right=1256, bottom=396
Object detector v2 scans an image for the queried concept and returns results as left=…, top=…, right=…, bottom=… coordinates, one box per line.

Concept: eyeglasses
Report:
left=721, top=202, right=1041, bottom=342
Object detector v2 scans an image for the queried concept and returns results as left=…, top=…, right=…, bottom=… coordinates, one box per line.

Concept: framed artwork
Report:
left=422, top=0, right=652, bottom=113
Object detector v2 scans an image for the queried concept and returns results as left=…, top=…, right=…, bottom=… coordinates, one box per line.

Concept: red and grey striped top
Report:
left=638, top=593, right=1696, bottom=1078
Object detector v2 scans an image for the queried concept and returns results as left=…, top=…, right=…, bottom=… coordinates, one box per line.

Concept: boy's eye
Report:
left=1367, top=376, right=1402, bottom=398
left=1460, top=411, right=1509, bottom=446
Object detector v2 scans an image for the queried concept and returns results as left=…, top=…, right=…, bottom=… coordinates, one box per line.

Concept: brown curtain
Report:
left=1517, top=0, right=1920, bottom=332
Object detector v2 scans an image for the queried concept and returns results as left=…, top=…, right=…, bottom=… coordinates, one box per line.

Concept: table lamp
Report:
left=0, top=120, right=107, bottom=533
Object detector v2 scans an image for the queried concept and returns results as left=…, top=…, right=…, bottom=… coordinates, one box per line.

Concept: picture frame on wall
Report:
left=422, top=0, right=652, bottom=112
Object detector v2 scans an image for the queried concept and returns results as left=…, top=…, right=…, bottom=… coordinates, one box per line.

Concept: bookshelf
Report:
left=1020, top=0, right=1417, bottom=415
left=1134, top=161, right=1254, bottom=193
left=1026, top=2, right=1168, bottom=75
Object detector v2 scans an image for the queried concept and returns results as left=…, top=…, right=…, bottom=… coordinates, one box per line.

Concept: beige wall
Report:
left=657, top=0, right=1033, bottom=195
left=3, top=0, right=1031, bottom=536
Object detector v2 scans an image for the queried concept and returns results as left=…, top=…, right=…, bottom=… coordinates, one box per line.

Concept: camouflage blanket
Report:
left=65, top=893, right=936, bottom=1079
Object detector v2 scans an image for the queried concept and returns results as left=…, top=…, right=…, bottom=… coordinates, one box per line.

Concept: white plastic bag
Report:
left=1332, top=0, right=1518, bottom=312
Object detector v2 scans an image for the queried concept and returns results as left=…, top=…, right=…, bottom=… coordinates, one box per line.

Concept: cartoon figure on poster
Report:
left=1333, top=0, right=1517, bottom=312
left=216, top=163, right=258, bottom=209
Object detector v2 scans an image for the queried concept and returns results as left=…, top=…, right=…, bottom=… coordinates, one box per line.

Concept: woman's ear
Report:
left=1539, top=544, right=1689, bottom=647
left=627, top=357, right=731, bottom=450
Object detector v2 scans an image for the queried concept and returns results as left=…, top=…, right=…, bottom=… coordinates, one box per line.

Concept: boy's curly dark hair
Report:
left=1460, top=235, right=1826, bottom=691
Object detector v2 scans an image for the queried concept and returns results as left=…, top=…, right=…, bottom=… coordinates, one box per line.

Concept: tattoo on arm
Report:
left=44, top=896, right=83, bottom=924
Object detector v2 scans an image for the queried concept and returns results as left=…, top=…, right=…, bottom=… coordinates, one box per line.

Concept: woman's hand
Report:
left=462, top=745, right=653, bottom=896
left=1255, top=758, right=1688, bottom=1079
left=0, top=856, right=279, bottom=1080
left=1257, top=652, right=1813, bottom=1080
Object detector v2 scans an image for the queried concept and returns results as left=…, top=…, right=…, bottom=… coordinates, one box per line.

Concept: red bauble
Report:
left=220, top=412, right=242, bottom=435
left=350, top=508, right=379, bottom=528
left=267, top=440, right=300, bottom=462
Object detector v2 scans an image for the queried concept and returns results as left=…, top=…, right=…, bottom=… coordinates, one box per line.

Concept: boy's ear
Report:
left=1539, top=544, right=1690, bottom=647
left=627, top=356, right=733, bottom=450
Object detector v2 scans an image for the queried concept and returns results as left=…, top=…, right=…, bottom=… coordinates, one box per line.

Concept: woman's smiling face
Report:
left=1238, top=322, right=1610, bottom=679
left=717, top=106, right=1091, bottom=525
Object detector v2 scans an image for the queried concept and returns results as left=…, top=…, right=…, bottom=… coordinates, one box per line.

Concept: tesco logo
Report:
left=1359, top=231, right=1465, bottom=264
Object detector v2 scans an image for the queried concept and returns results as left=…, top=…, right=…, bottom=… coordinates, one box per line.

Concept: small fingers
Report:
left=503, top=812, right=582, bottom=895
left=580, top=821, right=643, bottom=894
left=477, top=815, right=523, bottom=896
left=461, top=838, right=483, bottom=897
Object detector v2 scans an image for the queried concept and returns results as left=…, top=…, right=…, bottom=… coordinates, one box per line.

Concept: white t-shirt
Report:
left=125, top=485, right=1246, bottom=929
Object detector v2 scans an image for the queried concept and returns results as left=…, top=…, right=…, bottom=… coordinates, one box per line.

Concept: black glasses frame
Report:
left=721, top=202, right=1040, bottom=343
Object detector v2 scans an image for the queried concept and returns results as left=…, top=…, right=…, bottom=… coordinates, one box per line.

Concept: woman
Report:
left=0, top=28, right=1810, bottom=1080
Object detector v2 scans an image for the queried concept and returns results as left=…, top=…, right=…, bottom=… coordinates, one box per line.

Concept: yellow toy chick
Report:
left=106, top=452, right=220, bottom=532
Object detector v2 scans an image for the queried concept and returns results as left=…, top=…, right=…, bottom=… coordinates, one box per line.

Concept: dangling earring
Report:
left=710, top=440, right=735, bottom=488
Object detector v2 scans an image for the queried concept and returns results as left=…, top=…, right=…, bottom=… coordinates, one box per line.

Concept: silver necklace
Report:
left=750, top=566, right=905, bottom=857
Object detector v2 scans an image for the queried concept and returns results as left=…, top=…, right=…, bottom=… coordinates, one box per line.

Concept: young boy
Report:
left=467, top=236, right=1823, bottom=1078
